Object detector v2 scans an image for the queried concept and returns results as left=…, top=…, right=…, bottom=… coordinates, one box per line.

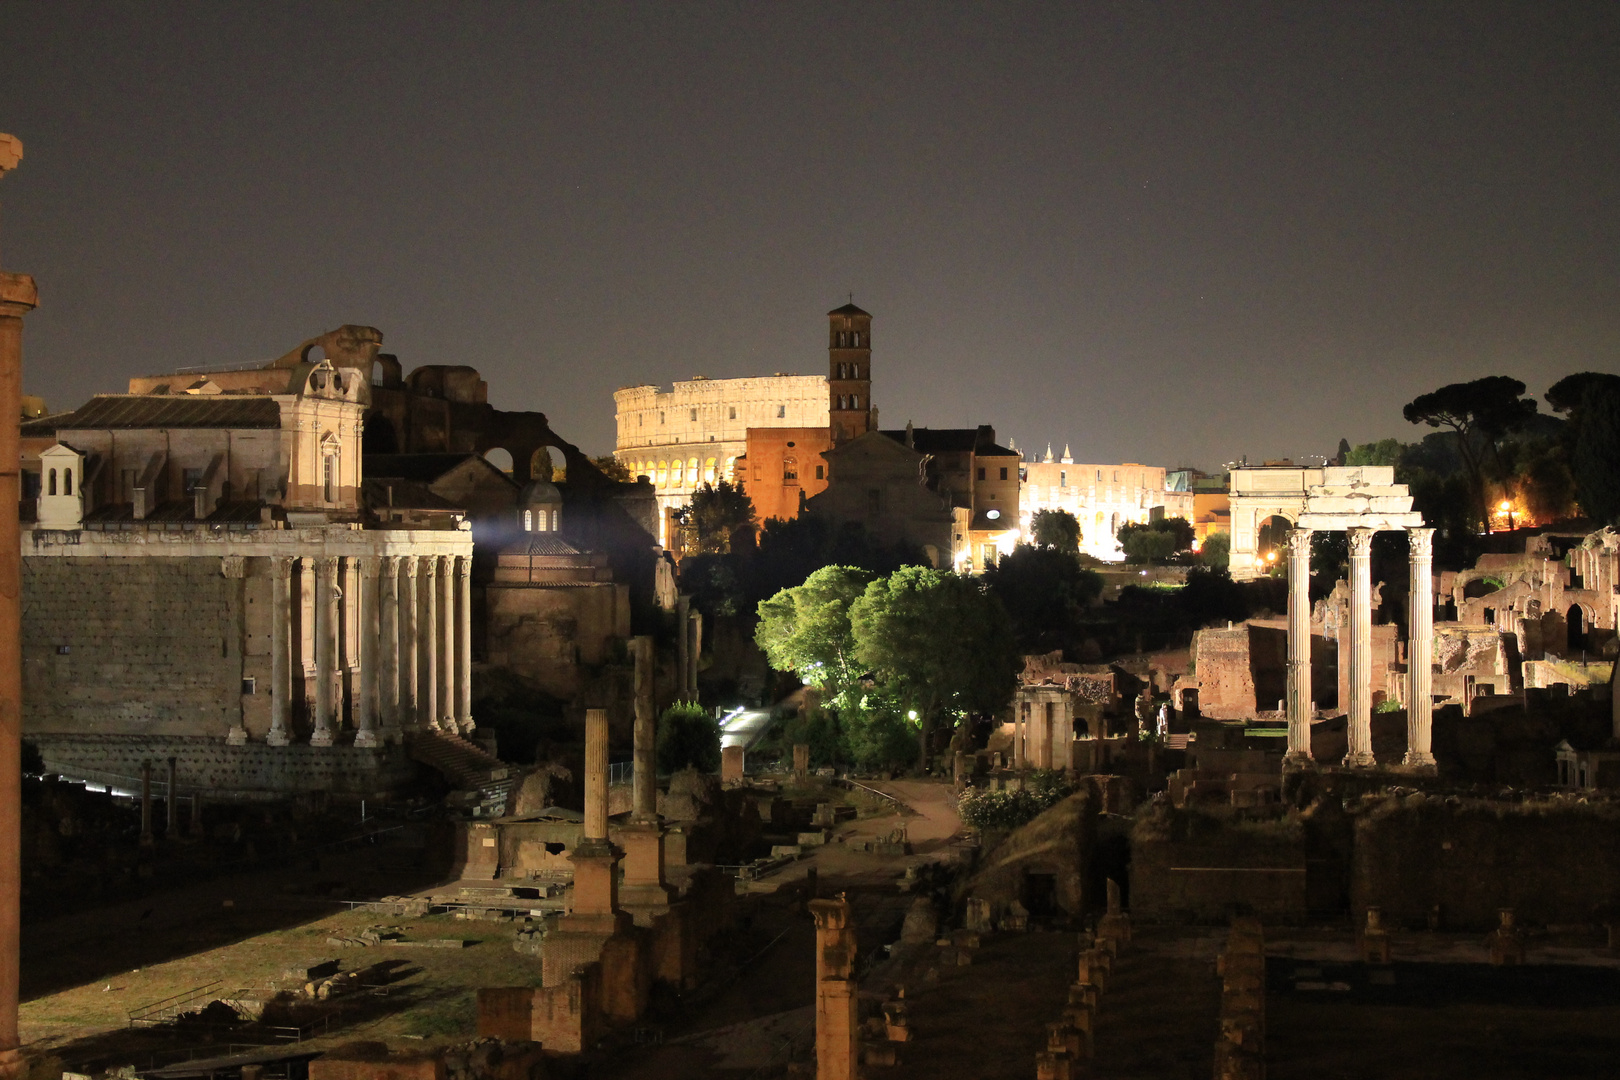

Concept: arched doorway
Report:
left=1568, top=604, right=1587, bottom=652
left=1257, top=515, right=1292, bottom=570
left=362, top=414, right=399, bottom=454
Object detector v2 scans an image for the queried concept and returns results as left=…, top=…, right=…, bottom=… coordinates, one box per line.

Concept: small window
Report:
left=852, top=395, right=861, bottom=409
left=524, top=509, right=533, bottom=531
left=659, top=411, right=666, bottom=424
left=184, top=467, right=204, bottom=492
left=323, top=456, right=337, bottom=502
left=242, top=677, right=256, bottom=695
left=64, top=470, right=72, bottom=495
left=999, top=467, right=1008, bottom=480
left=1096, top=469, right=1103, bottom=481
left=729, top=406, right=737, bottom=419
left=976, top=467, right=986, bottom=481
left=47, top=469, right=56, bottom=496
left=784, top=458, right=798, bottom=482
left=777, top=405, right=786, bottom=418
left=1060, top=471, right=1067, bottom=488
left=690, top=408, right=697, bottom=422
left=815, top=464, right=824, bottom=480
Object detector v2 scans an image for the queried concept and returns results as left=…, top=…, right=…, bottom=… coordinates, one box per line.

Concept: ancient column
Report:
left=1056, top=697, right=1074, bottom=772
left=299, top=556, right=316, bottom=709
left=1284, top=527, right=1315, bottom=764
left=631, top=635, right=657, bottom=819
left=676, top=595, right=691, bottom=700
left=1404, top=528, right=1437, bottom=769
left=354, top=556, right=379, bottom=748
left=1014, top=701, right=1026, bottom=770
left=1345, top=527, right=1376, bottom=767
left=439, top=555, right=456, bottom=729
left=139, top=761, right=154, bottom=846
left=455, top=555, right=474, bottom=733
left=311, top=557, right=337, bottom=747
left=688, top=609, right=703, bottom=700
left=585, top=706, right=609, bottom=841
left=267, top=557, right=292, bottom=746
left=809, top=897, right=859, bottom=1080
left=399, top=557, right=418, bottom=727
left=378, top=556, right=400, bottom=742
left=0, top=234, right=34, bottom=1080
left=164, top=757, right=179, bottom=839
left=189, top=793, right=204, bottom=839
left=419, top=556, right=439, bottom=731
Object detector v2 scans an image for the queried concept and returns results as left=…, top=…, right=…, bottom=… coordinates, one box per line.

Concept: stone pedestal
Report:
left=722, top=744, right=745, bottom=785
left=617, top=821, right=673, bottom=924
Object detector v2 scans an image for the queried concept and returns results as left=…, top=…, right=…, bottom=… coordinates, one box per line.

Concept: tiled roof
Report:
left=53, top=395, right=282, bottom=430
left=364, top=453, right=486, bottom=483
left=504, top=533, right=581, bottom=556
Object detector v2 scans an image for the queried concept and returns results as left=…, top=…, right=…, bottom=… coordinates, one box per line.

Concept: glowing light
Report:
left=1499, top=500, right=1513, bottom=512
left=907, top=710, right=918, bottom=721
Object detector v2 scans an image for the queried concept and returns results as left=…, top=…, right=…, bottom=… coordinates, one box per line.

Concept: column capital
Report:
left=456, top=553, right=473, bottom=580
left=356, top=554, right=382, bottom=576
left=420, top=555, right=439, bottom=580
left=1408, top=527, right=1434, bottom=558
left=400, top=555, right=418, bottom=579
left=1286, top=527, right=1313, bottom=557
left=1348, top=526, right=1376, bottom=557
left=378, top=553, right=398, bottom=573
left=271, top=555, right=294, bottom=581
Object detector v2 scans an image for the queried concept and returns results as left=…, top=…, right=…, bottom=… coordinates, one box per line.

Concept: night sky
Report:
left=2, top=2, right=1616, bottom=470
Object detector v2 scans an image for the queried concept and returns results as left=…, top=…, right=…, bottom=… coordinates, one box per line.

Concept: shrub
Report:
left=656, top=701, right=721, bottom=774
left=957, top=773, right=1077, bottom=831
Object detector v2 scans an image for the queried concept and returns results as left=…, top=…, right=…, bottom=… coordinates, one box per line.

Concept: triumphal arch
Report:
left=1229, top=466, right=1431, bottom=769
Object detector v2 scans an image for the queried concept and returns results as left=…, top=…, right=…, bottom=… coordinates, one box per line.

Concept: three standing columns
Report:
left=262, top=552, right=475, bottom=744
left=1404, top=528, right=1436, bottom=769
left=1284, top=528, right=1314, bottom=763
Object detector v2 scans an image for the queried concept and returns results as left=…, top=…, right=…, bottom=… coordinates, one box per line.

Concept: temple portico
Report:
left=1266, top=465, right=1430, bottom=770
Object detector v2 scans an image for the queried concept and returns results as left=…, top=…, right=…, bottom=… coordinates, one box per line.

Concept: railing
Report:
left=172, top=358, right=277, bottom=375
left=608, top=760, right=634, bottom=787
left=129, top=980, right=230, bottom=1026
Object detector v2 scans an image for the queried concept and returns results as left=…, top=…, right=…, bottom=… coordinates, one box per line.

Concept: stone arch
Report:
left=1568, top=603, right=1591, bottom=652
left=531, top=446, right=558, bottom=482
left=484, top=447, right=514, bottom=474
left=362, top=413, right=399, bottom=454
left=1256, top=514, right=1294, bottom=564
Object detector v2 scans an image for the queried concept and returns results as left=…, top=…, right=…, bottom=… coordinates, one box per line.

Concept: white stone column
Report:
left=1013, top=702, right=1026, bottom=770
left=1345, top=527, right=1376, bottom=767
left=631, top=635, right=656, bottom=819
left=1057, top=697, right=1074, bottom=772
left=312, top=556, right=337, bottom=747
left=378, top=556, right=400, bottom=742
left=420, top=555, right=439, bottom=731
left=267, top=556, right=291, bottom=746
left=298, top=555, right=316, bottom=702
left=439, top=555, right=455, bottom=728
left=456, top=555, right=474, bottom=733
left=585, top=706, right=609, bottom=841
left=355, top=556, right=380, bottom=748
left=1285, top=527, right=1314, bottom=764
left=399, top=557, right=419, bottom=727
left=1404, top=528, right=1436, bottom=769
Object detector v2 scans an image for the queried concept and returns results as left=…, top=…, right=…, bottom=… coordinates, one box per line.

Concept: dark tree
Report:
left=675, top=480, right=754, bottom=554
left=982, top=545, right=1103, bottom=652
left=1030, top=508, right=1081, bottom=552
left=592, top=454, right=632, bottom=482
left=1403, top=377, right=1538, bottom=530
left=1571, top=380, right=1620, bottom=525
left=1117, top=517, right=1194, bottom=563
left=656, top=701, right=722, bottom=774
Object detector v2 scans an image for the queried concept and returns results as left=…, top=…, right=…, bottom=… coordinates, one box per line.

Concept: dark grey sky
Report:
left=3, top=2, right=1617, bottom=469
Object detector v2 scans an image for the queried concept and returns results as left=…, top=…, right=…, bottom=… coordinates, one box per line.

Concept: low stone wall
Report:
left=1352, top=795, right=1620, bottom=930
left=1131, top=808, right=1308, bottom=924
left=32, top=733, right=418, bottom=797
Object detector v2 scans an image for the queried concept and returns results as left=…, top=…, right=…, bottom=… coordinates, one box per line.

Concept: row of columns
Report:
left=266, top=553, right=473, bottom=747
left=1285, top=526, right=1435, bottom=769
left=1013, top=695, right=1075, bottom=772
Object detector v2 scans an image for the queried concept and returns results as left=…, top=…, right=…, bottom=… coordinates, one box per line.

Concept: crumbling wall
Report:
left=30, top=734, right=415, bottom=795
left=1130, top=805, right=1308, bottom=923
left=1352, top=795, right=1620, bottom=930
left=962, top=789, right=1095, bottom=920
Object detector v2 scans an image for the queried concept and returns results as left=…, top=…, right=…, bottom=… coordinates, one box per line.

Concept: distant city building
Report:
left=1017, top=446, right=1194, bottom=561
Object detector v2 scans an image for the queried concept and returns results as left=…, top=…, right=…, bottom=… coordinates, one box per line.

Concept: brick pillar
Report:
left=419, top=556, right=439, bottom=731
left=354, top=556, right=379, bottom=747
left=809, top=897, right=858, bottom=1080
left=1345, top=527, right=1376, bottom=767
left=378, top=556, right=400, bottom=742
left=1405, top=528, right=1436, bottom=769
left=456, top=555, right=474, bottom=733
left=0, top=223, right=32, bottom=1079
left=267, top=557, right=292, bottom=746
left=1285, top=527, right=1314, bottom=764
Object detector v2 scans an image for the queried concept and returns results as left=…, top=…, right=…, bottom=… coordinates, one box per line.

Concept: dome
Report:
left=519, top=479, right=563, bottom=506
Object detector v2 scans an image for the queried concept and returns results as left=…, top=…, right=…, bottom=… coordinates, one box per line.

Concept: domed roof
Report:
left=519, top=479, right=563, bottom=506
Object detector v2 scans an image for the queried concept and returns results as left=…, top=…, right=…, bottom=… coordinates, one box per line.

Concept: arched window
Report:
left=784, top=457, right=798, bottom=482
left=324, top=455, right=337, bottom=502
left=47, top=469, right=56, bottom=496
left=64, top=470, right=72, bottom=496
left=851, top=394, right=860, bottom=410
left=524, top=509, right=533, bottom=532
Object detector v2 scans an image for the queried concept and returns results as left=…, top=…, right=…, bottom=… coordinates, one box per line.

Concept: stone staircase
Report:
left=406, top=729, right=519, bottom=816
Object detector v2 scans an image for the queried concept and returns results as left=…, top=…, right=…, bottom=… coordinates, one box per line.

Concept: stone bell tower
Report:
left=827, top=301, right=872, bottom=445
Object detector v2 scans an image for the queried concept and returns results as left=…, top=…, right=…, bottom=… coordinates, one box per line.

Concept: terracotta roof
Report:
left=53, top=395, right=282, bottom=430
left=362, top=477, right=460, bottom=511
left=503, top=533, right=581, bottom=556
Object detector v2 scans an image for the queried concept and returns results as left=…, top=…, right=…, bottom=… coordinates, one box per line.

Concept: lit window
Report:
left=784, top=457, right=798, bottom=482
left=323, top=455, right=337, bottom=502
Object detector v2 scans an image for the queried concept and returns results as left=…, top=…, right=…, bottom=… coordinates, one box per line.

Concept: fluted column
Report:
left=1014, top=702, right=1026, bottom=770
left=378, top=556, right=400, bottom=742
left=439, top=555, right=455, bottom=728
left=1404, top=528, right=1436, bottom=769
left=355, top=556, right=380, bottom=748
left=267, top=557, right=292, bottom=746
left=311, top=556, right=338, bottom=746
left=399, top=557, right=418, bottom=728
left=631, top=635, right=656, bottom=820
left=1285, top=528, right=1314, bottom=763
left=419, top=556, right=439, bottom=731
left=585, top=706, right=609, bottom=841
left=299, top=555, right=316, bottom=708
left=456, top=556, right=474, bottom=733
left=1345, top=527, right=1376, bottom=767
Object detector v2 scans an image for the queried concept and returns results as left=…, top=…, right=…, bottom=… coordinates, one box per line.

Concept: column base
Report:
left=1342, top=751, right=1377, bottom=768
left=458, top=715, right=477, bottom=734
left=379, top=725, right=403, bottom=746
left=1283, top=750, right=1315, bottom=768
left=310, top=729, right=335, bottom=748
left=354, top=730, right=379, bottom=748
left=1400, top=751, right=1437, bottom=772
left=225, top=726, right=248, bottom=746
left=266, top=730, right=290, bottom=747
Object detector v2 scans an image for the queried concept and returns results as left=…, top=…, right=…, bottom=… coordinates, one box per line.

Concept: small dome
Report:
left=519, top=479, right=563, bottom=506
